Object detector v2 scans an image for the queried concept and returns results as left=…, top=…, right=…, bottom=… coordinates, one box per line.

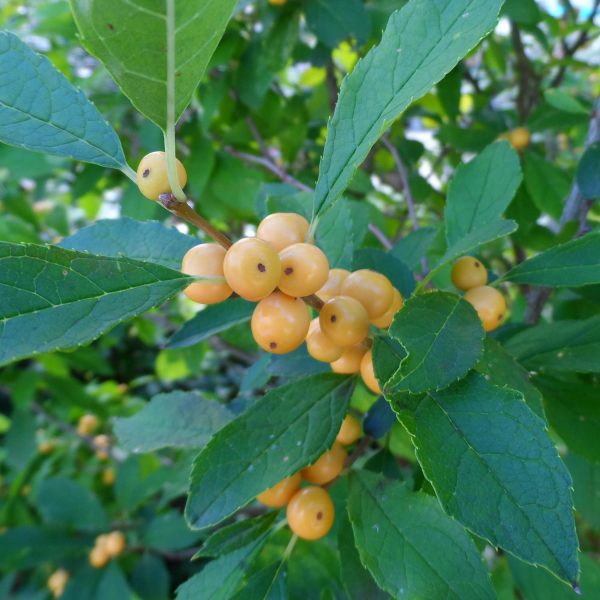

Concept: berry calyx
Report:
left=77, top=414, right=99, bottom=436
left=306, top=318, right=343, bottom=363
left=286, top=486, right=335, bottom=541
left=251, top=291, right=310, bottom=354
left=301, top=442, right=347, bottom=485
left=257, top=472, right=302, bottom=508
left=256, top=212, right=310, bottom=252
left=224, top=238, right=281, bottom=301
left=341, top=269, right=394, bottom=319
left=451, top=256, right=488, bottom=291
left=316, top=268, right=350, bottom=302
left=464, top=285, right=506, bottom=332
left=330, top=344, right=368, bottom=374
left=137, top=151, right=187, bottom=201
left=371, top=288, right=404, bottom=328
left=181, top=243, right=232, bottom=304
left=336, top=415, right=362, bottom=446
left=319, top=296, right=369, bottom=348
left=278, top=243, right=330, bottom=297
left=360, top=349, right=381, bottom=395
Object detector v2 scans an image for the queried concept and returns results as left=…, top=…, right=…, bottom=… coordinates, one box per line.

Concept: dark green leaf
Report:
left=565, top=452, right=600, bottom=530
left=576, top=142, right=600, bottom=199
left=70, top=0, right=237, bottom=129
left=313, top=0, right=504, bottom=217
left=347, top=471, right=495, bottom=599
left=305, top=0, right=371, bottom=49
left=523, top=152, right=570, bottom=219
left=60, top=218, right=197, bottom=270
left=386, top=292, right=484, bottom=394
left=0, top=31, right=125, bottom=169
left=411, top=373, right=578, bottom=583
left=0, top=242, right=191, bottom=366
left=142, top=511, right=203, bottom=552
left=317, top=199, right=354, bottom=270
left=131, top=554, right=171, bottom=600
left=185, top=374, right=354, bottom=529
left=114, top=391, right=232, bottom=453
left=390, top=227, right=437, bottom=270
left=232, top=561, right=286, bottom=600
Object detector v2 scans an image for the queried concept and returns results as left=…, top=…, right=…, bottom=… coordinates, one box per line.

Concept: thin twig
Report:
left=511, top=22, right=541, bottom=122
left=368, top=224, right=393, bottom=250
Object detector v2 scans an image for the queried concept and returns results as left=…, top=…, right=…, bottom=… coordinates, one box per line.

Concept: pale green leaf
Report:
left=0, top=242, right=191, bottom=366
left=347, top=471, right=495, bottom=600
left=114, top=391, right=233, bottom=453
left=70, top=0, right=237, bottom=129
left=313, top=0, right=503, bottom=217
left=386, top=292, right=484, bottom=394
left=0, top=31, right=125, bottom=169
left=185, top=374, right=354, bottom=529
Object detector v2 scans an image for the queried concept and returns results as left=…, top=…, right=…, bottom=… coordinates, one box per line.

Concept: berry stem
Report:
left=121, top=164, right=138, bottom=184
left=282, top=533, right=298, bottom=561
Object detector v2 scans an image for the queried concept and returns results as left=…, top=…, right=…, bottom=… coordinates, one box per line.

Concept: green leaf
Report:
left=503, top=232, right=600, bottom=287
left=142, top=511, right=202, bottom=552
left=565, top=452, right=600, bottom=530
left=386, top=292, right=484, bottom=394
left=70, top=0, right=237, bottom=129
left=167, top=298, right=256, bottom=349
left=347, top=471, right=495, bottom=600
left=131, top=554, right=171, bottom=600
left=317, top=199, right=354, bottom=270
left=0, top=242, right=191, bottom=366
left=475, top=338, right=544, bottom=417
left=390, top=227, right=438, bottom=270
left=534, top=377, right=600, bottom=462
left=0, top=31, right=125, bottom=169
left=305, top=0, right=371, bottom=49
left=504, top=316, right=600, bottom=373
left=60, top=218, right=198, bottom=271
left=114, top=391, right=233, bottom=453
left=353, top=249, right=415, bottom=298
left=185, top=374, right=354, bottom=529
left=544, top=89, right=588, bottom=115
left=232, top=561, right=287, bottom=600
left=312, top=0, right=503, bottom=217
left=576, top=142, right=600, bottom=199
left=409, top=373, right=578, bottom=583
left=445, top=141, right=522, bottom=248
left=523, top=152, right=570, bottom=219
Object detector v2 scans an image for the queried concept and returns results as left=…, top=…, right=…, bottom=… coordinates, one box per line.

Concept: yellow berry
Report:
left=507, top=127, right=531, bottom=151
left=77, top=414, right=99, bottom=436
left=257, top=472, right=302, bottom=508
left=317, top=269, right=351, bottom=302
left=102, top=468, right=116, bottom=486
left=341, top=270, right=394, bottom=319
left=306, top=319, right=343, bottom=363
left=287, top=487, right=335, bottom=541
left=38, top=440, right=54, bottom=455
left=47, top=569, right=69, bottom=598
left=360, top=349, right=381, bottom=395
left=336, top=415, right=362, bottom=446
left=320, top=296, right=369, bottom=348
left=104, top=531, right=126, bottom=557
left=251, top=292, right=310, bottom=354
left=93, top=434, right=110, bottom=461
left=371, top=288, right=404, bottom=328
left=330, top=344, right=368, bottom=374
left=464, top=285, right=507, bottom=332
left=451, top=256, right=488, bottom=291
left=224, top=238, right=281, bottom=301
left=256, top=213, right=310, bottom=252
left=137, top=151, right=187, bottom=200
left=278, top=243, right=330, bottom=297
left=89, top=545, right=109, bottom=568
left=181, top=243, right=232, bottom=304
left=301, top=442, right=347, bottom=485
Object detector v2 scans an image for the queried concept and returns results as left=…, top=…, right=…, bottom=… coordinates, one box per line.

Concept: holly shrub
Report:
left=2, top=0, right=600, bottom=598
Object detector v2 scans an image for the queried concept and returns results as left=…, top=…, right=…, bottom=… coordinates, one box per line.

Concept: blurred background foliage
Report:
left=1, top=0, right=600, bottom=598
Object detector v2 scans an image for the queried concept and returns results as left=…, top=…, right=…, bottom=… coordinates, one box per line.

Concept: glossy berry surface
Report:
left=278, top=243, right=329, bottom=297
left=464, top=285, right=506, bottom=332
left=224, top=238, right=281, bottom=301
left=256, top=212, right=310, bottom=252
left=451, top=256, right=488, bottom=291
left=137, top=151, right=187, bottom=200
left=89, top=545, right=109, bottom=568
left=306, top=319, right=343, bottom=363
left=286, top=486, right=335, bottom=541
left=77, top=413, right=99, bottom=436
left=330, top=344, right=368, bottom=374
left=301, top=442, right=347, bottom=484
left=336, top=415, right=362, bottom=446
left=181, top=243, right=232, bottom=304
left=251, top=292, right=310, bottom=354
left=371, top=288, right=404, bottom=328
left=360, top=349, right=381, bottom=394
left=317, top=269, right=350, bottom=302
left=320, top=296, right=369, bottom=347
left=104, top=531, right=126, bottom=557
left=257, top=472, right=301, bottom=508
left=341, top=269, right=394, bottom=319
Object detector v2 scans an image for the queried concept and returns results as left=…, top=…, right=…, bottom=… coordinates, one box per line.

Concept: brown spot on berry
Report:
left=330, top=315, right=337, bottom=323
left=284, top=267, right=294, bottom=275
left=142, top=169, right=150, bottom=178
left=316, top=511, right=323, bottom=520
left=474, top=261, right=480, bottom=267
left=270, top=342, right=277, bottom=349
left=257, top=263, right=266, bottom=273
left=498, top=314, right=504, bottom=321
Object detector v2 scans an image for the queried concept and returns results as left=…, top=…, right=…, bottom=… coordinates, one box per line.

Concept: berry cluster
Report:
left=89, top=531, right=126, bottom=569
left=181, top=212, right=404, bottom=393
left=256, top=415, right=362, bottom=540
left=451, top=256, right=506, bottom=332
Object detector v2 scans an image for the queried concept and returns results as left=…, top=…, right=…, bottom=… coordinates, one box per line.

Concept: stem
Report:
left=282, top=534, right=298, bottom=561
left=121, top=164, right=138, bottom=184
left=164, top=0, right=186, bottom=202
